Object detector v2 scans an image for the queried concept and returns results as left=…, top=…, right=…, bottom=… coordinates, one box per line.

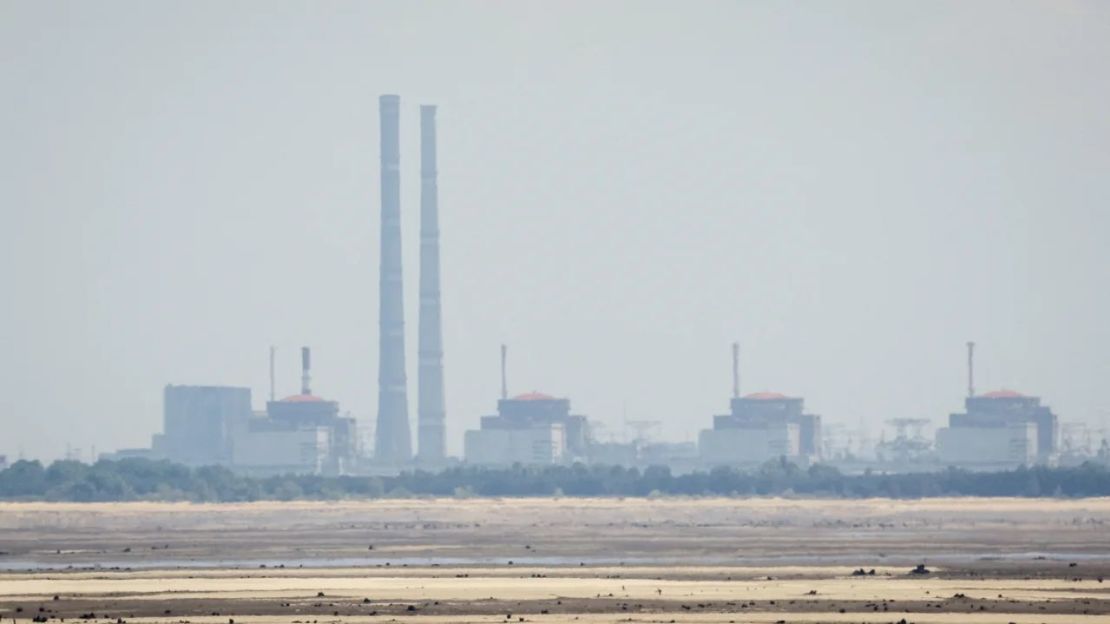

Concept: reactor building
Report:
left=149, top=348, right=356, bottom=475
left=232, top=347, right=358, bottom=475
left=698, top=344, right=822, bottom=466
left=936, top=389, right=1058, bottom=467
left=935, top=343, right=1059, bottom=468
left=463, top=346, right=590, bottom=466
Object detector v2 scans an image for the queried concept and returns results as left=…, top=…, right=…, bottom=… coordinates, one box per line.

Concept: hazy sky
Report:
left=3, top=1, right=1109, bottom=461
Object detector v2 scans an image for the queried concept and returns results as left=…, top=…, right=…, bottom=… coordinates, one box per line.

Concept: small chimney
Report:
left=731, top=342, right=740, bottom=399
left=966, top=341, right=975, bottom=398
left=269, top=346, right=276, bottom=402
left=301, top=346, right=312, bottom=396
left=500, top=344, right=508, bottom=400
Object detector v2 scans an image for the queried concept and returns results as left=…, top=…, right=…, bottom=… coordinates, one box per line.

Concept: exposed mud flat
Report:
left=2, top=498, right=1109, bottom=623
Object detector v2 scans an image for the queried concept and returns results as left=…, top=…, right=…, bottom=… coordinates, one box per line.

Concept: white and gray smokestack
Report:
left=417, top=104, right=446, bottom=463
left=374, top=94, right=413, bottom=463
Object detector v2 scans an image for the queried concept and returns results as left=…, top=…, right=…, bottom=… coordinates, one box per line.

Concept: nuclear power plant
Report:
left=99, top=95, right=1095, bottom=475
left=463, top=346, right=591, bottom=466
left=935, top=342, right=1060, bottom=468
left=699, top=344, right=822, bottom=467
left=141, top=347, right=357, bottom=475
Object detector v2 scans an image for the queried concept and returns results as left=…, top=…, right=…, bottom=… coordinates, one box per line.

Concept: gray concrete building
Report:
left=936, top=389, right=1058, bottom=467
left=154, top=385, right=251, bottom=466
left=150, top=348, right=356, bottom=475
left=700, top=392, right=822, bottom=466
left=464, top=392, right=590, bottom=466
left=233, top=347, right=356, bottom=475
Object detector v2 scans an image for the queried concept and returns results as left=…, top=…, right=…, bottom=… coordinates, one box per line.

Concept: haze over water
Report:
left=2, top=1, right=1108, bottom=460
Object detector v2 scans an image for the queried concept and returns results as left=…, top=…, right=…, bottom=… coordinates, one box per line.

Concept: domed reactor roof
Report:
left=512, top=392, right=558, bottom=401
left=280, top=394, right=327, bottom=403
left=980, top=389, right=1025, bottom=399
left=743, top=392, right=790, bottom=400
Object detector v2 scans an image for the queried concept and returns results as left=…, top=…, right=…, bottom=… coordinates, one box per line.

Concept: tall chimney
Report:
left=417, top=104, right=446, bottom=463
left=500, top=344, right=508, bottom=400
left=966, top=341, right=976, bottom=398
left=374, top=94, right=413, bottom=463
left=301, top=346, right=311, bottom=396
left=731, top=342, right=740, bottom=399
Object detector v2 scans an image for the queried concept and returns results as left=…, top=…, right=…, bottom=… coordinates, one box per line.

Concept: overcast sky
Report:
left=2, top=1, right=1109, bottom=461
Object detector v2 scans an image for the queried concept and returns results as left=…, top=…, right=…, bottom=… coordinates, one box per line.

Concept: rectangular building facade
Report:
left=464, top=392, right=589, bottom=466
left=156, top=385, right=251, bottom=466
left=700, top=393, right=821, bottom=466
left=938, top=390, right=1058, bottom=466
left=937, top=421, right=1038, bottom=467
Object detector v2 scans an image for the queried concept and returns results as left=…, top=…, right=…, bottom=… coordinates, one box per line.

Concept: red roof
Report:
left=981, top=389, right=1025, bottom=399
left=744, top=392, right=789, bottom=400
left=512, top=391, right=557, bottom=401
left=280, top=394, right=326, bottom=403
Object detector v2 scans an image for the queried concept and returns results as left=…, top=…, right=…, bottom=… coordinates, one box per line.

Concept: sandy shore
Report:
left=2, top=498, right=1109, bottom=623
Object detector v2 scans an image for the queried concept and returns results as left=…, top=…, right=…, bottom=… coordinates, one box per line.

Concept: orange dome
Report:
left=512, top=392, right=557, bottom=401
left=744, top=392, right=789, bottom=400
left=981, top=389, right=1025, bottom=399
left=280, top=394, right=326, bottom=403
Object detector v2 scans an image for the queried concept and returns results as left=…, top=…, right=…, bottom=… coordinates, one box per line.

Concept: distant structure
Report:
left=587, top=432, right=700, bottom=472
left=465, top=392, right=590, bottom=466
left=699, top=345, right=821, bottom=466
left=875, top=418, right=933, bottom=464
left=937, top=389, right=1058, bottom=467
left=463, top=347, right=590, bottom=465
left=235, top=347, right=358, bottom=475
left=417, top=104, right=446, bottom=464
left=154, top=385, right=250, bottom=466
left=374, top=94, right=413, bottom=464
left=700, top=392, right=822, bottom=466
left=935, top=343, right=1059, bottom=467
left=142, top=348, right=356, bottom=475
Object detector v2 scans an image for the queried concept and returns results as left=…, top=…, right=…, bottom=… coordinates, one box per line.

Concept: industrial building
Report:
left=463, top=347, right=590, bottom=466
left=937, top=389, right=1058, bottom=468
left=113, top=95, right=446, bottom=473
left=698, top=344, right=822, bottom=466
left=593, top=441, right=701, bottom=473
left=232, top=347, right=357, bottom=475
left=934, top=343, right=1059, bottom=468
left=464, top=392, right=590, bottom=466
left=144, top=348, right=356, bottom=475
left=153, top=385, right=250, bottom=466
left=874, top=419, right=935, bottom=465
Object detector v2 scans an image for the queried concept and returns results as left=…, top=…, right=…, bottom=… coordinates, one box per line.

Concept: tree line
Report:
left=0, top=457, right=1108, bottom=502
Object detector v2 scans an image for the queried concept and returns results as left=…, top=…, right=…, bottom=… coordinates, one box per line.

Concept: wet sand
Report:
left=2, top=498, right=1109, bottom=623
